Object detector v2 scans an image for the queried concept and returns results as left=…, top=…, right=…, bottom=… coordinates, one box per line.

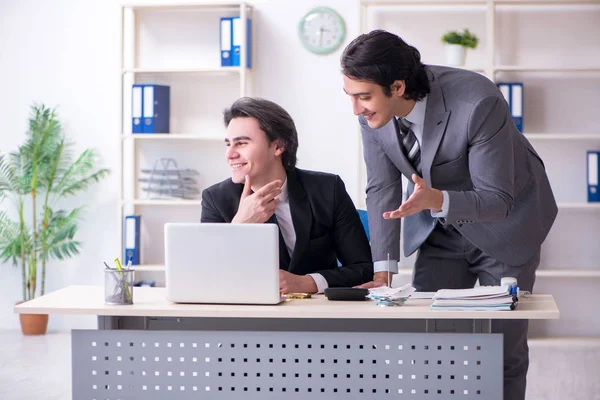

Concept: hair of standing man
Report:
left=341, top=29, right=431, bottom=101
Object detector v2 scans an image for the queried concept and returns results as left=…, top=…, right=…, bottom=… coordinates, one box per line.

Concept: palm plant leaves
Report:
left=0, top=211, right=32, bottom=265
left=0, top=151, right=31, bottom=197
left=0, top=104, right=109, bottom=300
left=39, top=207, right=83, bottom=261
left=52, top=148, right=109, bottom=198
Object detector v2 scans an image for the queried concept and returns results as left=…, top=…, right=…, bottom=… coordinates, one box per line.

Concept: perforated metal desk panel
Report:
left=15, top=285, right=559, bottom=400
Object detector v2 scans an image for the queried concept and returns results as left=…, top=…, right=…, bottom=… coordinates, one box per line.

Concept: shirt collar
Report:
left=278, top=177, right=289, bottom=203
left=399, top=95, right=428, bottom=127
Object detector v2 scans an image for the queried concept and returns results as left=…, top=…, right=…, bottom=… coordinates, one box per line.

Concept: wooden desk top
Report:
left=14, top=285, right=559, bottom=320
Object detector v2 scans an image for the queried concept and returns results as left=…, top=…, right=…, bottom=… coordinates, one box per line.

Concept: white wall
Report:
left=0, top=0, right=363, bottom=331
left=2, top=0, right=599, bottom=337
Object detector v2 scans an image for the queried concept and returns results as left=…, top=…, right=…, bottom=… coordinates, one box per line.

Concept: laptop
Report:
left=164, top=223, right=282, bottom=304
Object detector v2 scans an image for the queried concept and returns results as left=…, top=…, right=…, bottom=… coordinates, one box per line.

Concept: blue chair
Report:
left=356, top=209, right=370, bottom=242
left=337, top=209, right=370, bottom=267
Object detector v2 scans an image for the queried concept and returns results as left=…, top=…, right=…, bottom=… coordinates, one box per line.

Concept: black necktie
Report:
left=269, top=214, right=291, bottom=270
left=395, top=117, right=421, bottom=174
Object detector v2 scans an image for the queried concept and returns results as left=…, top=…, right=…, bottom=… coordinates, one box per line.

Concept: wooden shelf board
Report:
left=122, top=134, right=223, bottom=141
left=122, top=199, right=202, bottom=206
left=122, top=67, right=244, bottom=74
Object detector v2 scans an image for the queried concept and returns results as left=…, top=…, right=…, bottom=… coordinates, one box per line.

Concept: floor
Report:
left=0, top=330, right=598, bottom=399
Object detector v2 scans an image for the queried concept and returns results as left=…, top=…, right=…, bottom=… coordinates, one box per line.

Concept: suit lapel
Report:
left=381, top=118, right=418, bottom=180
left=421, top=72, right=450, bottom=185
left=286, top=169, right=311, bottom=272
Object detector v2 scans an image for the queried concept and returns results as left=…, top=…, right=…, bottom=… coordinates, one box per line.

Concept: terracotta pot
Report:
left=16, top=302, right=49, bottom=335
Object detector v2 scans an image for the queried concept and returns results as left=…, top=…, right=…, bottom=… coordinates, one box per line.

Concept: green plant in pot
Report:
left=441, top=28, right=479, bottom=67
left=0, top=104, right=109, bottom=334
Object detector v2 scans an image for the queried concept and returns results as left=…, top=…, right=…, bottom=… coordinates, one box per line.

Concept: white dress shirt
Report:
left=373, top=96, right=450, bottom=274
left=274, top=178, right=329, bottom=293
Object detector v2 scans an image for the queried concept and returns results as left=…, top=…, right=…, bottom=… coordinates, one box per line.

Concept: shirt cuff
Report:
left=374, top=260, right=398, bottom=274
left=430, top=190, right=449, bottom=218
left=308, top=273, right=329, bottom=294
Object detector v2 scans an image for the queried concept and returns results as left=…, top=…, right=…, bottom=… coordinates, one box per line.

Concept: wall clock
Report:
left=298, top=7, right=346, bottom=55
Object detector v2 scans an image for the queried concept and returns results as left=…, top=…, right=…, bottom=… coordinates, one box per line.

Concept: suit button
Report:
left=458, top=223, right=463, bottom=227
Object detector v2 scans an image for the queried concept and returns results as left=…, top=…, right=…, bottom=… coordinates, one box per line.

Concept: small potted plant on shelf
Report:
left=441, top=28, right=479, bottom=67
left=0, top=104, right=109, bottom=335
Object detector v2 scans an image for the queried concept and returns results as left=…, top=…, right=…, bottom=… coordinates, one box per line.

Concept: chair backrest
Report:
left=357, top=209, right=370, bottom=242
left=337, top=209, right=370, bottom=268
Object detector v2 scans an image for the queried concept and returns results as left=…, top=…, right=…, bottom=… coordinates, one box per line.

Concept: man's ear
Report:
left=274, top=140, right=286, bottom=156
left=391, top=80, right=406, bottom=98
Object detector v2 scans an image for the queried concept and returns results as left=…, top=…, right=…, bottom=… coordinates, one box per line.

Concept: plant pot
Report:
left=444, top=44, right=467, bottom=66
left=16, top=302, right=49, bottom=335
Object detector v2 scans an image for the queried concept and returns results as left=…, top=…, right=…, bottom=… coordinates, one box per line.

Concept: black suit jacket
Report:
left=200, top=168, right=373, bottom=287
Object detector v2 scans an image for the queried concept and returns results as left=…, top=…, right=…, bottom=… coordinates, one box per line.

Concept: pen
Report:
left=387, top=253, right=391, bottom=288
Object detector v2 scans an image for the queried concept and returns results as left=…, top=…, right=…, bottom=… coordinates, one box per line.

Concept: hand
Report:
left=383, top=174, right=443, bottom=219
left=232, top=175, right=282, bottom=224
left=354, top=271, right=390, bottom=289
left=279, top=270, right=318, bottom=294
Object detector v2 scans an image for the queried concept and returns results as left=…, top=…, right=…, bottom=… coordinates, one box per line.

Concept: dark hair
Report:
left=223, top=97, right=298, bottom=170
left=341, top=30, right=431, bottom=101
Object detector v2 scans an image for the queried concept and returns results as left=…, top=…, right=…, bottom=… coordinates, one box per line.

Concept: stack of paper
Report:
left=431, top=286, right=517, bottom=311
left=368, top=284, right=416, bottom=307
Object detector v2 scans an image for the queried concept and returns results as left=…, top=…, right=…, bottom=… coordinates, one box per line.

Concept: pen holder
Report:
left=104, top=269, right=134, bottom=305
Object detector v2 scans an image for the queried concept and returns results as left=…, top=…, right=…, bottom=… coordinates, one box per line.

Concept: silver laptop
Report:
left=164, top=223, right=281, bottom=304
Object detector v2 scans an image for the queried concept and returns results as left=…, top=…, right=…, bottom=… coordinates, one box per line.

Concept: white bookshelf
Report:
left=398, top=268, right=600, bottom=278
left=359, top=0, right=600, bottom=340
left=122, top=199, right=204, bottom=206
left=524, top=133, right=600, bottom=140
left=122, top=134, right=224, bottom=140
left=119, top=2, right=254, bottom=286
left=122, top=67, right=244, bottom=74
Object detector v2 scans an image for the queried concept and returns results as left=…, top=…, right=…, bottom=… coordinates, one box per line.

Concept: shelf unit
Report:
left=122, top=134, right=224, bottom=140
left=119, top=2, right=254, bottom=285
left=358, top=0, right=600, bottom=341
left=396, top=268, right=600, bottom=278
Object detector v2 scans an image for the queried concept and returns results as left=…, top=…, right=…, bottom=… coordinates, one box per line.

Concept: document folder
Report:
left=132, top=85, right=143, bottom=133
left=124, top=215, right=141, bottom=265
left=588, top=151, right=600, bottom=202
left=220, top=17, right=233, bottom=67
left=497, top=82, right=523, bottom=132
left=142, top=84, right=170, bottom=133
left=232, top=16, right=252, bottom=68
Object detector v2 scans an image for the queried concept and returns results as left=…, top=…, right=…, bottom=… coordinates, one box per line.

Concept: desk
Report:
left=15, top=285, right=559, bottom=400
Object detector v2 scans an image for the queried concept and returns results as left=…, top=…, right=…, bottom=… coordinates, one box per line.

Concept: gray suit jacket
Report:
left=361, top=65, right=558, bottom=266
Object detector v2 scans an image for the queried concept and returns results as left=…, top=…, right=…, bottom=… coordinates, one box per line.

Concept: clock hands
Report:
left=317, top=26, right=331, bottom=47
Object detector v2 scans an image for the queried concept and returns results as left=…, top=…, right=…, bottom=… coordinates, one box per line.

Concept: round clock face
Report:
left=298, top=7, right=346, bottom=55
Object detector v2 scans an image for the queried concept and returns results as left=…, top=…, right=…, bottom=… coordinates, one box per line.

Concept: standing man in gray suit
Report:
left=341, top=30, right=557, bottom=400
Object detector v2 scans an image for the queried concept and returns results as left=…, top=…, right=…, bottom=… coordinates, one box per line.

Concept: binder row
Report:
left=497, top=82, right=523, bottom=132
left=132, top=84, right=170, bottom=134
left=220, top=16, right=252, bottom=67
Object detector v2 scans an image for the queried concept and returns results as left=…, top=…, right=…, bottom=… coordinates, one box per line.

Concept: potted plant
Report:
left=441, top=28, right=479, bottom=67
left=0, top=104, right=109, bottom=334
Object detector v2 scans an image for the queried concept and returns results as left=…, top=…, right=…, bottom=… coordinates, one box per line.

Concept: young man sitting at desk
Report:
left=201, top=97, right=374, bottom=294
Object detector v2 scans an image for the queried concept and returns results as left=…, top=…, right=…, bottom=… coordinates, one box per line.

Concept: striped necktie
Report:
left=395, top=117, right=421, bottom=174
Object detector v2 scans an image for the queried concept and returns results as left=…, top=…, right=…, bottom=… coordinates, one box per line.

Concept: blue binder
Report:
left=497, top=82, right=523, bottom=132
left=124, top=215, right=141, bottom=265
left=220, top=17, right=233, bottom=67
left=231, top=16, right=252, bottom=67
left=142, top=84, right=170, bottom=133
left=588, top=151, right=600, bottom=202
left=132, top=84, right=143, bottom=133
